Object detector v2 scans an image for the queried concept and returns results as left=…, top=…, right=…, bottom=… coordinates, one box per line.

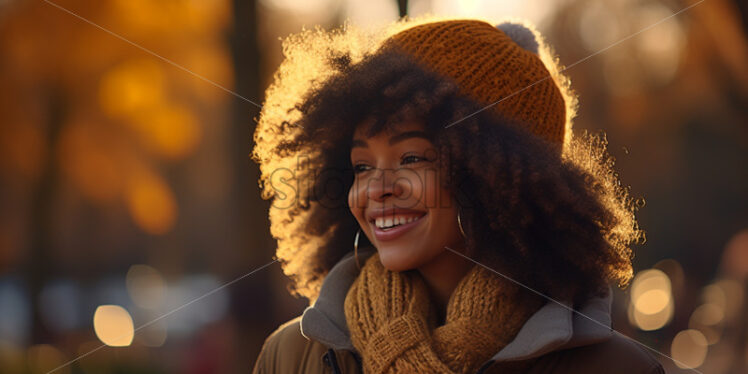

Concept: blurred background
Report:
left=0, top=0, right=746, bottom=373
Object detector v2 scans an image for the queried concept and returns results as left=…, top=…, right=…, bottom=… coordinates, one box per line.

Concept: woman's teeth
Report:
left=374, top=214, right=424, bottom=230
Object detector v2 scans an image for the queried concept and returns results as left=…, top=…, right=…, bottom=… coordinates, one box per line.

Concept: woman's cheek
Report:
left=420, top=168, right=439, bottom=210
left=348, top=185, right=364, bottom=224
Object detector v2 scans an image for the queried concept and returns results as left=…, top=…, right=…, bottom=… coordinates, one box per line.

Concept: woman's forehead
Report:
left=353, top=119, right=426, bottom=139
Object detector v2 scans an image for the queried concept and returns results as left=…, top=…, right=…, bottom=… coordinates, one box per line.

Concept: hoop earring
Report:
left=457, top=208, right=467, bottom=239
left=353, top=228, right=362, bottom=270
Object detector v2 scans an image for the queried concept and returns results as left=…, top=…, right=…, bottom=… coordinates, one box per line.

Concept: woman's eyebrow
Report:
left=351, top=139, right=368, bottom=149
left=351, top=131, right=430, bottom=149
left=388, top=131, right=430, bottom=145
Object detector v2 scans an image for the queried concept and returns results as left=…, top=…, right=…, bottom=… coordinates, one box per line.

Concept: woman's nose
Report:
left=366, top=168, right=405, bottom=202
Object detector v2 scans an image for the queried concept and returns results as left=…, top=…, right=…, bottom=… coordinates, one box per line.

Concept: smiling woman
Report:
left=251, top=14, right=661, bottom=374
left=348, top=120, right=464, bottom=261
left=348, top=120, right=472, bottom=318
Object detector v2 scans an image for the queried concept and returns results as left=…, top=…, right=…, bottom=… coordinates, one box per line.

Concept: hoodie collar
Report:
left=300, top=248, right=614, bottom=362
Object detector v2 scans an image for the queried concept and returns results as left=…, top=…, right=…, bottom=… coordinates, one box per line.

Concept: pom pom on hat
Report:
left=495, top=21, right=539, bottom=54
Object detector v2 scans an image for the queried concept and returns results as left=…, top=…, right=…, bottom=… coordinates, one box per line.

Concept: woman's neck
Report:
left=417, top=246, right=473, bottom=325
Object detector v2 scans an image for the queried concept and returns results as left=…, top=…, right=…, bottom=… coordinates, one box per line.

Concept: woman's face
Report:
left=348, top=119, right=465, bottom=272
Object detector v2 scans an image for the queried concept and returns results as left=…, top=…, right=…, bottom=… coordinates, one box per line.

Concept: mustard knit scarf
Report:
left=344, top=252, right=545, bottom=374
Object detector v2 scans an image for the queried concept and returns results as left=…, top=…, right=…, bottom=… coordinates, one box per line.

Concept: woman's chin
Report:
left=376, top=248, right=417, bottom=272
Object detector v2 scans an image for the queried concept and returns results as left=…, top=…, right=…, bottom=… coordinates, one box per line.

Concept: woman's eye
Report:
left=352, top=163, right=371, bottom=174
left=352, top=154, right=429, bottom=174
left=402, top=154, right=426, bottom=164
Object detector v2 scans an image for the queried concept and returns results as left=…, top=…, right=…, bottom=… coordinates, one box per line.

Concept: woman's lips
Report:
left=371, top=213, right=426, bottom=241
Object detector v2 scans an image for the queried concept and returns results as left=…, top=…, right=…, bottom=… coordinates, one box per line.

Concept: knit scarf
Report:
left=344, top=252, right=545, bottom=374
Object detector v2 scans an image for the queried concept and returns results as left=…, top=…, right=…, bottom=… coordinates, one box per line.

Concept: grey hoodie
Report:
left=298, top=248, right=665, bottom=373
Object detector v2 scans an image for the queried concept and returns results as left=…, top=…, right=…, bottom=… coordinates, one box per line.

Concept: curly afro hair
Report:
left=252, top=15, right=645, bottom=306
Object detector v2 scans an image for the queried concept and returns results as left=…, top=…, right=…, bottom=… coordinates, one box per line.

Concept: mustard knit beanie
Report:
left=378, top=19, right=567, bottom=147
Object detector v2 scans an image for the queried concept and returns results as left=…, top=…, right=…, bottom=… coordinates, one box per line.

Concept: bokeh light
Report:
left=165, top=274, right=229, bottom=336
left=691, top=303, right=725, bottom=326
left=98, top=58, right=166, bottom=118
left=634, top=288, right=669, bottom=314
left=93, top=305, right=135, bottom=347
left=578, top=0, right=621, bottom=52
left=689, top=302, right=724, bottom=345
left=633, top=2, right=686, bottom=86
left=710, top=279, right=744, bottom=321
left=671, top=329, right=708, bottom=369
left=125, top=169, right=177, bottom=235
left=129, top=104, right=202, bottom=160
left=126, top=264, right=166, bottom=309
left=628, top=268, right=674, bottom=330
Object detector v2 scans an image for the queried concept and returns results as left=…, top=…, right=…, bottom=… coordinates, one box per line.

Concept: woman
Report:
left=251, top=15, right=664, bottom=373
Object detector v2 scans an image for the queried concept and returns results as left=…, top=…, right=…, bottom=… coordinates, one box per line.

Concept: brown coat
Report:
left=252, top=250, right=665, bottom=374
